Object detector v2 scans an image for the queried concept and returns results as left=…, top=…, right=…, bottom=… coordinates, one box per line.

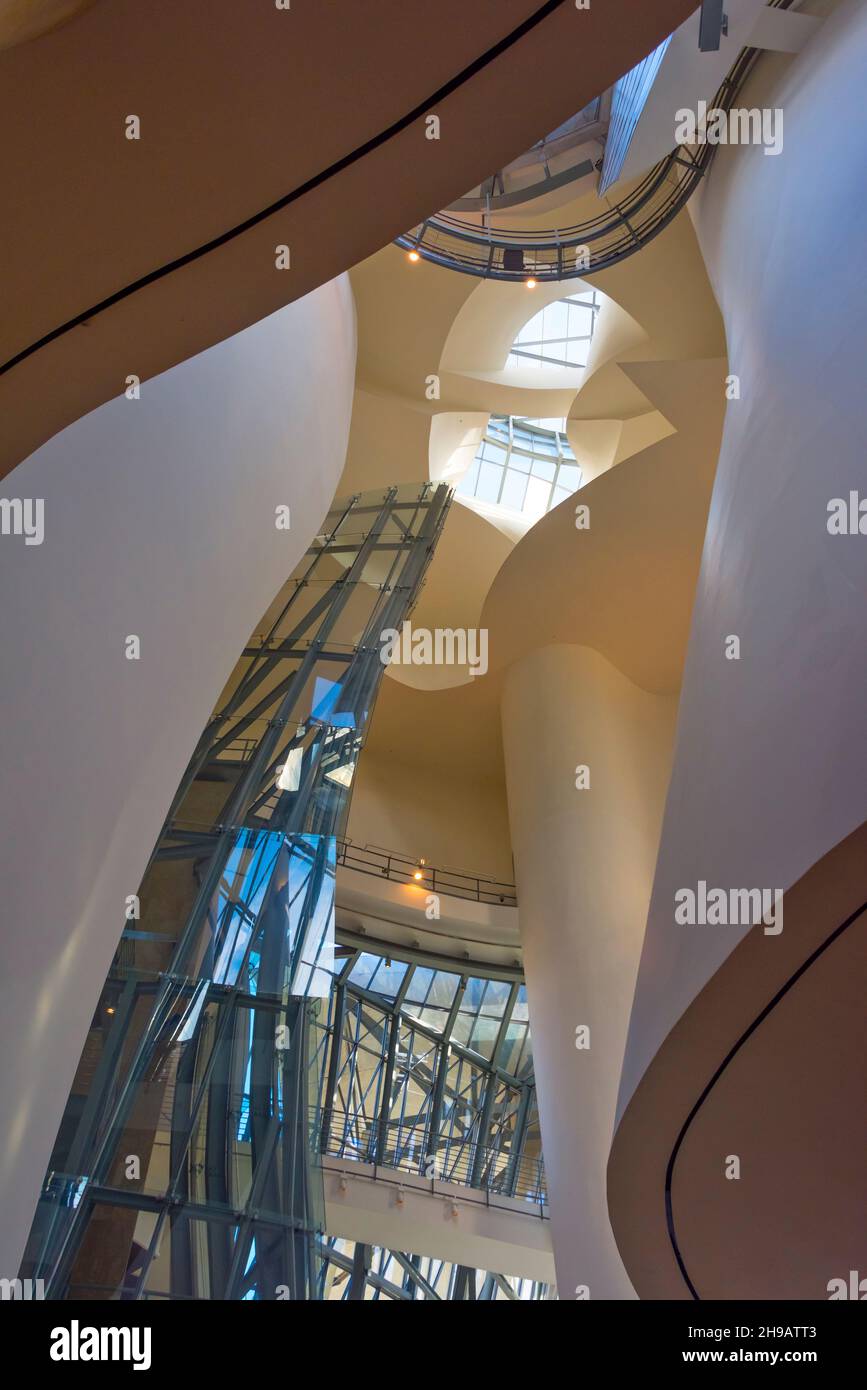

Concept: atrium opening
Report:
left=1, top=0, right=864, bottom=1356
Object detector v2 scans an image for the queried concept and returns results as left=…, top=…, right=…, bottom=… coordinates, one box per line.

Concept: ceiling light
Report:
left=525, top=277, right=537, bottom=289
left=407, top=250, right=420, bottom=263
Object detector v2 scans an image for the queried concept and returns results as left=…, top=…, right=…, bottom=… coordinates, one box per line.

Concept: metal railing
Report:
left=336, top=837, right=517, bottom=906
left=317, top=1108, right=547, bottom=1208
left=396, top=1, right=796, bottom=282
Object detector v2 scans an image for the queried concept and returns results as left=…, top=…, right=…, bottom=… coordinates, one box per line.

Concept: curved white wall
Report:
left=618, top=0, right=867, bottom=1118
left=501, top=645, right=675, bottom=1298
left=0, top=276, right=355, bottom=1274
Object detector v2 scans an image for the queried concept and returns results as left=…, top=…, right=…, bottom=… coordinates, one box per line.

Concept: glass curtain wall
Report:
left=319, top=1237, right=553, bottom=1301
left=316, top=939, right=545, bottom=1206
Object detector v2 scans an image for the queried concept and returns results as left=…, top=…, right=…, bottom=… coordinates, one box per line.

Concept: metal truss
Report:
left=314, top=934, right=546, bottom=1206
left=20, top=484, right=451, bottom=1301
left=318, top=1237, right=552, bottom=1301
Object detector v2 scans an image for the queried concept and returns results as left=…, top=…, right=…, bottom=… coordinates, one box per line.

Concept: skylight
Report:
left=456, top=416, right=582, bottom=520
left=507, top=290, right=599, bottom=370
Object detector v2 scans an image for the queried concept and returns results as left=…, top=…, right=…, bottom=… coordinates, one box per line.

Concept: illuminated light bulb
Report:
left=413, top=870, right=423, bottom=881
left=407, top=250, right=420, bottom=263
left=525, top=277, right=537, bottom=289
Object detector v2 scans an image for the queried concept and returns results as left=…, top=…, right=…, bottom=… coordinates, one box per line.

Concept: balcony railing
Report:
left=317, top=1108, right=547, bottom=1209
left=336, top=837, right=517, bottom=907
left=396, top=0, right=797, bottom=282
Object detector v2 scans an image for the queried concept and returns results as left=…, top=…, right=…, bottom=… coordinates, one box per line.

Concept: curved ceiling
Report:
left=481, top=356, right=726, bottom=694
left=342, top=201, right=726, bottom=720
left=608, top=817, right=867, bottom=1300
left=339, top=112, right=729, bottom=893
left=0, top=0, right=697, bottom=477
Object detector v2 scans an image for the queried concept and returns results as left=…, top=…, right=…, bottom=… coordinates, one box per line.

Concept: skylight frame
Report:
left=506, top=290, right=600, bottom=371
left=457, top=415, right=583, bottom=519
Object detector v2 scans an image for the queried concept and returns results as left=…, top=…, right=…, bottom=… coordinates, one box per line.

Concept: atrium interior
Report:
left=0, top=0, right=865, bottom=1320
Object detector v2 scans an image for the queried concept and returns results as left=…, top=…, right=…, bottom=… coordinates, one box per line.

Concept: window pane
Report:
left=531, top=458, right=556, bottom=482
left=499, top=469, right=528, bottom=511
left=524, top=475, right=551, bottom=518
left=507, top=293, right=599, bottom=369
left=533, top=434, right=559, bottom=457
left=476, top=461, right=504, bottom=503
left=404, top=966, right=434, bottom=1004
left=349, top=952, right=380, bottom=989
left=481, top=441, right=507, bottom=466
left=457, top=459, right=480, bottom=495
left=458, top=414, right=580, bottom=521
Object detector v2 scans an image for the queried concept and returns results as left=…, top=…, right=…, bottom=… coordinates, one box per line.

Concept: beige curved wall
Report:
left=609, top=818, right=867, bottom=1300
left=618, top=0, right=867, bottom=1121
left=341, top=210, right=727, bottom=941
left=0, top=277, right=356, bottom=1275
left=0, top=0, right=696, bottom=476
left=348, top=754, right=514, bottom=883
left=501, top=644, right=676, bottom=1298
left=350, top=670, right=514, bottom=880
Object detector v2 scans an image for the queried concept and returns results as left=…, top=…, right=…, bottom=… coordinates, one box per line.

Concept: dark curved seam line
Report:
left=0, top=0, right=567, bottom=379
left=664, top=898, right=867, bottom=1300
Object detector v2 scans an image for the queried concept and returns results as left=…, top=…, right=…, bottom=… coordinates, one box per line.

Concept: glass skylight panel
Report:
left=524, top=475, right=552, bottom=519
left=456, top=414, right=583, bottom=518
left=531, top=458, right=556, bottom=482
left=500, top=470, right=528, bottom=511
left=476, top=459, right=504, bottom=504
left=507, top=290, right=599, bottom=369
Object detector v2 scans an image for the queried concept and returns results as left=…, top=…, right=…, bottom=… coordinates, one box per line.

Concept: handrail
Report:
left=336, top=837, right=517, bottom=907
left=396, top=0, right=796, bottom=282
left=147, top=819, right=519, bottom=907
left=316, top=1106, right=547, bottom=1207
